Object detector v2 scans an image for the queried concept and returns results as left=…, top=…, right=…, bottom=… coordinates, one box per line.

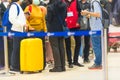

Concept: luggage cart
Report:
left=108, top=32, right=120, bottom=52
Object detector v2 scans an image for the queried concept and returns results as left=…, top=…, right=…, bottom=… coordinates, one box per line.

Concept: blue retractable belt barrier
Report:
left=0, top=28, right=3, bottom=31
left=0, top=30, right=101, bottom=37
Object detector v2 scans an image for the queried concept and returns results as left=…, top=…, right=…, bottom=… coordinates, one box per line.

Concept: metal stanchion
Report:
left=0, top=27, right=15, bottom=76
left=102, top=28, right=108, bottom=80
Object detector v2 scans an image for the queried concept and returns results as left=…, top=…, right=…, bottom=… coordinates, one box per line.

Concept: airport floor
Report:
left=0, top=51, right=120, bottom=80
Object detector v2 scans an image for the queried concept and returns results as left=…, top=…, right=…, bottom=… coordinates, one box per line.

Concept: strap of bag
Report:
left=28, top=5, right=44, bottom=13
left=28, top=5, right=32, bottom=13
left=12, top=3, right=20, bottom=16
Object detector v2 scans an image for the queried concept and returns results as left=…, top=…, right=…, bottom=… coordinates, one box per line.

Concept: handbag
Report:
left=45, top=41, right=54, bottom=63
left=79, top=16, right=88, bottom=30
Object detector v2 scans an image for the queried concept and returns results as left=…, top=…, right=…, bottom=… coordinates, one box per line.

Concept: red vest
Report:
left=65, top=0, right=79, bottom=29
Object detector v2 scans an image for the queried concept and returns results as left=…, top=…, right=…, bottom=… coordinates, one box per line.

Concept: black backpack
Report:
left=92, top=0, right=110, bottom=28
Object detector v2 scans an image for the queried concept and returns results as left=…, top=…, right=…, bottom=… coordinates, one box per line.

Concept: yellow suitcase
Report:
left=20, top=38, right=43, bottom=72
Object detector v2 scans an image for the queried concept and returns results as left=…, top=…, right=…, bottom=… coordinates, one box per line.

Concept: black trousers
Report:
left=10, top=36, right=24, bottom=70
left=49, top=37, right=65, bottom=68
left=83, top=36, right=90, bottom=61
left=65, top=28, right=81, bottom=64
left=0, top=36, right=4, bottom=67
left=0, top=34, right=13, bottom=68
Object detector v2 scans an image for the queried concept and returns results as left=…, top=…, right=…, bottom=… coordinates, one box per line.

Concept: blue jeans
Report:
left=91, top=36, right=102, bottom=65
left=79, top=37, right=83, bottom=57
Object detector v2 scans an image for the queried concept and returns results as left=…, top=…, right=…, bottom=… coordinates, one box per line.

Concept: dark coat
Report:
left=0, top=2, right=7, bottom=27
left=0, top=2, right=7, bottom=18
left=46, top=0, right=67, bottom=32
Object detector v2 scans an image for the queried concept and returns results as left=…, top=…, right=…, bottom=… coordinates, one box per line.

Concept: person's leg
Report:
left=8, top=37, right=13, bottom=67
left=79, top=36, right=84, bottom=57
left=89, top=36, right=102, bottom=69
left=59, top=37, right=66, bottom=71
left=0, top=36, right=4, bottom=69
left=73, top=36, right=84, bottom=67
left=65, top=37, right=73, bottom=67
left=10, top=37, right=23, bottom=71
left=49, top=37, right=62, bottom=72
left=83, top=36, right=90, bottom=63
left=92, top=36, right=102, bottom=65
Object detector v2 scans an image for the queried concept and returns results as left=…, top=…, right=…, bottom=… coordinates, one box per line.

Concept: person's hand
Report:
left=29, top=27, right=35, bottom=31
left=24, top=12, right=30, bottom=19
left=81, top=10, right=89, bottom=16
left=23, top=24, right=28, bottom=32
left=76, top=23, right=80, bottom=27
left=86, top=14, right=91, bottom=18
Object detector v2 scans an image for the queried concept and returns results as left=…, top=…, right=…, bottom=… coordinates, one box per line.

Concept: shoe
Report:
left=88, top=64, right=102, bottom=70
left=62, top=67, right=66, bottom=71
left=73, top=62, right=84, bottom=67
left=47, top=62, right=54, bottom=68
left=49, top=67, right=63, bottom=72
left=84, top=59, right=90, bottom=64
left=10, top=66, right=20, bottom=72
left=68, top=64, right=73, bottom=68
left=0, top=66, right=4, bottom=70
left=10, top=68, right=20, bottom=72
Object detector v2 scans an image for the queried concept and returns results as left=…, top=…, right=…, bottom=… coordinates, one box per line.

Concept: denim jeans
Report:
left=79, top=36, right=84, bottom=57
left=91, top=35, right=102, bottom=65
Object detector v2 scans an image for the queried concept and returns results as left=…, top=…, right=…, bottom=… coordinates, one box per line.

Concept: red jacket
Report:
left=65, top=0, right=79, bottom=29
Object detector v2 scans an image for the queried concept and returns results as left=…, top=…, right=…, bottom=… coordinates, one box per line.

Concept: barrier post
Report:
left=3, top=26, right=9, bottom=73
left=102, top=28, right=108, bottom=80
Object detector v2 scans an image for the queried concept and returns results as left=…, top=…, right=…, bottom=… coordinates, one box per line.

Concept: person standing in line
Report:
left=111, top=0, right=120, bottom=26
left=9, top=0, right=28, bottom=71
left=79, top=0, right=91, bottom=63
left=0, top=0, right=13, bottom=69
left=0, top=0, right=9, bottom=19
left=46, top=0, right=67, bottom=72
left=100, top=0, right=112, bottom=23
left=0, top=0, right=9, bottom=69
left=64, top=0, right=84, bottom=68
left=81, top=0, right=103, bottom=69
left=24, top=0, right=48, bottom=69
left=20, top=0, right=31, bottom=10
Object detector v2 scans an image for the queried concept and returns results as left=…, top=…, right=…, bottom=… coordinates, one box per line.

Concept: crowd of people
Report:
left=0, top=0, right=118, bottom=73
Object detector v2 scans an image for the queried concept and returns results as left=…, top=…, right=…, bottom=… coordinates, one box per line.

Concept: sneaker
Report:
left=47, top=62, right=54, bottom=68
left=73, top=62, right=84, bottom=67
left=68, top=64, right=73, bottom=68
left=10, top=66, right=20, bottom=72
left=84, top=59, right=90, bottom=64
left=10, top=68, right=20, bottom=72
left=88, top=64, right=102, bottom=70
